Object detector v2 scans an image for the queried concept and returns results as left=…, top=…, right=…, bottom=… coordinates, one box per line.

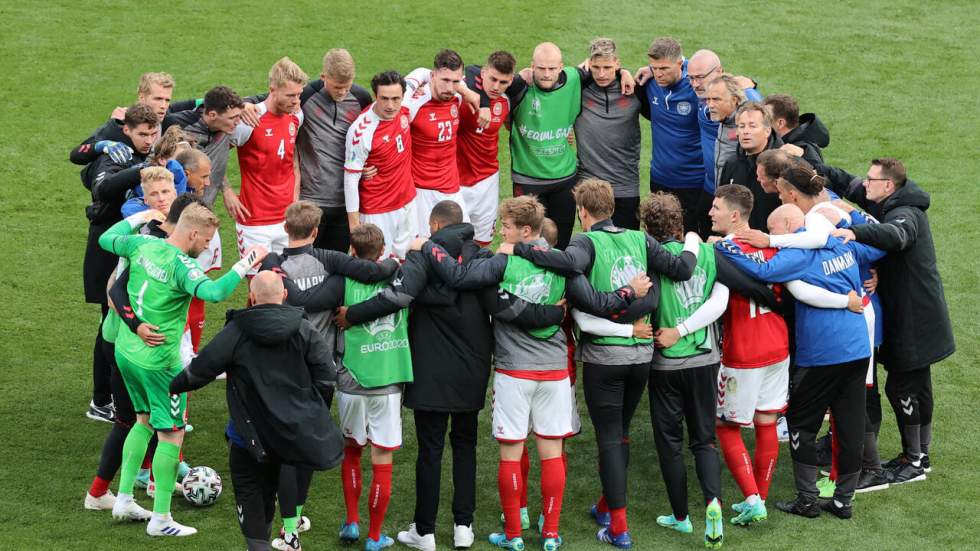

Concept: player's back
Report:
left=115, top=237, right=197, bottom=369
left=237, top=109, right=303, bottom=225
left=405, top=86, right=461, bottom=192
left=345, top=106, right=414, bottom=214
left=722, top=239, right=788, bottom=368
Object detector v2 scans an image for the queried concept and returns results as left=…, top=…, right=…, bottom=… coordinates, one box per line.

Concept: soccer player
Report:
left=81, top=103, right=160, bottom=423
left=344, top=71, right=417, bottom=259
left=575, top=38, right=647, bottom=230
left=227, top=57, right=308, bottom=268
left=708, top=184, right=864, bottom=525
left=718, top=204, right=884, bottom=519
left=457, top=51, right=517, bottom=245
left=402, top=50, right=476, bottom=237
left=98, top=204, right=266, bottom=536
left=169, top=271, right=344, bottom=551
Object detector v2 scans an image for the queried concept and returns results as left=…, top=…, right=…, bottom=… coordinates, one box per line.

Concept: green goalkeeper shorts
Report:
left=115, top=350, right=187, bottom=431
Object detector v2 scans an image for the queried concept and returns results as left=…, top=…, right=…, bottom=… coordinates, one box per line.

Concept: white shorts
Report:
left=337, top=391, right=403, bottom=450
left=195, top=229, right=222, bottom=272
left=569, top=381, right=582, bottom=436
left=362, top=200, right=417, bottom=261
left=414, top=188, right=469, bottom=239
left=864, top=300, right=877, bottom=386
left=716, top=357, right=790, bottom=426
left=236, top=222, right=289, bottom=276
left=491, top=372, right=574, bottom=442
left=460, top=172, right=499, bottom=244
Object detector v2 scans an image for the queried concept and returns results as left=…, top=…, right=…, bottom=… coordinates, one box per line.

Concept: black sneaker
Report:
left=776, top=495, right=820, bottom=518
left=855, top=468, right=890, bottom=493
left=887, top=460, right=926, bottom=484
left=815, top=433, right=833, bottom=466
left=921, top=453, right=932, bottom=473
left=819, top=499, right=853, bottom=520
left=86, top=401, right=115, bottom=423
left=880, top=453, right=902, bottom=470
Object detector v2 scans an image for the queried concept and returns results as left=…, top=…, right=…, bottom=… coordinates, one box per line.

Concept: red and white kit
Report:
left=343, top=105, right=417, bottom=259
left=458, top=77, right=510, bottom=243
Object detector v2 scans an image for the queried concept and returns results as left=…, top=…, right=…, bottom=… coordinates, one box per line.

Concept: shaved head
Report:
left=532, top=42, right=563, bottom=89
left=250, top=271, right=286, bottom=305
left=767, top=204, right=806, bottom=235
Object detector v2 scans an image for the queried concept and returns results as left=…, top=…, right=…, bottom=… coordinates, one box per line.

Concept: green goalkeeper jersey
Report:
left=99, top=218, right=243, bottom=370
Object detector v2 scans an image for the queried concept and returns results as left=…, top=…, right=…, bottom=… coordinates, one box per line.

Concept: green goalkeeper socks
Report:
left=118, top=423, right=153, bottom=495
left=296, top=504, right=304, bottom=518
left=284, top=515, right=299, bottom=534
left=152, top=441, right=181, bottom=514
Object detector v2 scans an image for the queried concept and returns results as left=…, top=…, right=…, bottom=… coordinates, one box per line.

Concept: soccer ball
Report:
left=181, top=466, right=222, bottom=506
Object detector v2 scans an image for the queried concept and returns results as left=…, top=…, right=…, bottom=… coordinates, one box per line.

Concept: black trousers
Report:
left=513, top=175, right=577, bottom=249
left=884, top=365, right=933, bottom=457
left=229, top=443, right=280, bottom=551
left=583, top=362, right=649, bottom=509
left=788, top=358, right=868, bottom=495
left=312, top=205, right=351, bottom=252
left=650, top=182, right=702, bottom=235
left=611, top=197, right=640, bottom=230
left=649, top=364, right=721, bottom=519
left=278, top=465, right=314, bottom=520
left=412, top=409, right=478, bottom=536
left=92, top=303, right=112, bottom=406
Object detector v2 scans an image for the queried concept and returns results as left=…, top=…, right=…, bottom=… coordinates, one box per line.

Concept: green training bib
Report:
left=342, top=278, right=413, bottom=388
left=584, top=230, right=651, bottom=346
left=510, top=67, right=581, bottom=180
left=500, top=254, right=566, bottom=339
left=657, top=242, right=717, bottom=358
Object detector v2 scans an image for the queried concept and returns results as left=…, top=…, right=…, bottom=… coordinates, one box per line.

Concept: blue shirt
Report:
left=644, top=60, right=702, bottom=189
left=717, top=234, right=886, bottom=367
left=697, top=88, right=763, bottom=193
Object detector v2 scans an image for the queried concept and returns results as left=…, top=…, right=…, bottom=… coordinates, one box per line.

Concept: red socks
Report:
left=341, top=445, right=363, bottom=524
left=89, top=476, right=110, bottom=497
left=519, top=446, right=530, bottom=509
left=717, top=423, right=759, bottom=499
left=499, top=460, right=523, bottom=539
left=187, top=297, right=205, bottom=352
left=753, top=422, right=780, bottom=500
left=596, top=494, right=610, bottom=514
left=829, top=418, right=840, bottom=482
left=540, top=456, right=566, bottom=539
left=610, top=507, right=628, bottom=536
left=368, top=463, right=392, bottom=541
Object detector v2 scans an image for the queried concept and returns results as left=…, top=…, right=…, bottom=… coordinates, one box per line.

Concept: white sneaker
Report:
left=453, top=524, right=475, bottom=548
left=84, top=489, right=116, bottom=510
left=216, top=372, right=227, bottom=380
left=272, top=532, right=301, bottom=550
left=298, top=515, right=311, bottom=533
left=111, top=495, right=151, bottom=521
left=147, top=513, right=197, bottom=537
left=397, top=523, right=436, bottom=551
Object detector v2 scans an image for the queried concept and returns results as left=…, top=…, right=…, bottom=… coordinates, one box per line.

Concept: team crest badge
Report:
left=610, top=255, right=642, bottom=289
left=450, top=104, right=458, bottom=118
left=400, top=114, right=409, bottom=129
left=531, top=97, right=541, bottom=112
left=493, top=102, right=503, bottom=116
left=288, top=122, right=296, bottom=136
left=676, top=101, right=692, bottom=115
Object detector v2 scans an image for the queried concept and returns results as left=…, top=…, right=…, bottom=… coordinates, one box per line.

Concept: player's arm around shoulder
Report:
left=170, top=318, right=243, bottom=394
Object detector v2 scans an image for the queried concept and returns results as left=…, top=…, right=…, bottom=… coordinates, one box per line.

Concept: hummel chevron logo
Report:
left=901, top=397, right=914, bottom=415
left=170, top=394, right=181, bottom=417
left=790, top=431, right=801, bottom=450
left=237, top=504, right=244, bottom=524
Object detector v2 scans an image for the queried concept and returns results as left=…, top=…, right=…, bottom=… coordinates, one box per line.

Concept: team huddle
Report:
left=74, top=36, right=954, bottom=551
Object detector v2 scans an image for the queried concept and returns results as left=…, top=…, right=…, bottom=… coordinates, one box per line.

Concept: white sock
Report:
left=115, top=492, right=134, bottom=504
left=744, top=494, right=760, bottom=506
left=150, top=512, right=171, bottom=524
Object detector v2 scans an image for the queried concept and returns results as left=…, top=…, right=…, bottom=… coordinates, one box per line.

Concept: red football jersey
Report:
left=344, top=106, right=415, bottom=214
left=404, top=85, right=461, bottom=193
left=721, top=239, right=790, bottom=368
left=457, top=91, right=509, bottom=186
left=233, top=107, right=303, bottom=225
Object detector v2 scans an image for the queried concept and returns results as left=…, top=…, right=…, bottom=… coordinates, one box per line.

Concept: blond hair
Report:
left=499, top=196, right=545, bottom=232
left=284, top=200, right=322, bottom=239
left=140, top=166, right=174, bottom=194
left=541, top=218, right=558, bottom=247
left=176, top=203, right=220, bottom=232
left=137, top=72, right=174, bottom=96
left=269, top=56, right=309, bottom=88
left=572, top=178, right=615, bottom=219
left=323, top=48, right=355, bottom=81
